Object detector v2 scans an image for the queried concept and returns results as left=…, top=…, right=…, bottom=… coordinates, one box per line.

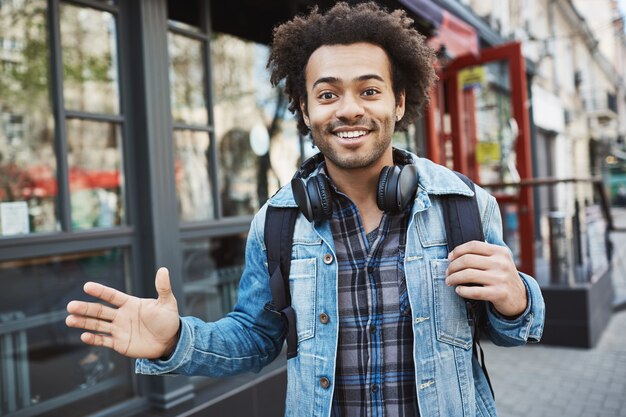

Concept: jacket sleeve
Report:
left=478, top=189, right=545, bottom=347
left=135, top=206, right=286, bottom=377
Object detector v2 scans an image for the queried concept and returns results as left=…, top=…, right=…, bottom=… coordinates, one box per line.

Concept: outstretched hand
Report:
left=66, top=267, right=180, bottom=359
left=446, top=241, right=528, bottom=318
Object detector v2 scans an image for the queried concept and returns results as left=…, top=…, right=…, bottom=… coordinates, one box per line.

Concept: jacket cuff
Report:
left=135, top=317, right=193, bottom=375
left=487, top=272, right=544, bottom=343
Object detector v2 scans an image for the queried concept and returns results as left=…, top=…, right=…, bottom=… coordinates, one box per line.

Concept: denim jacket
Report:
left=136, top=153, right=545, bottom=417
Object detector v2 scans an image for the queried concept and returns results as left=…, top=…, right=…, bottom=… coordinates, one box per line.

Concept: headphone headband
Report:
left=291, top=148, right=419, bottom=223
left=293, top=152, right=325, bottom=181
left=294, top=148, right=414, bottom=180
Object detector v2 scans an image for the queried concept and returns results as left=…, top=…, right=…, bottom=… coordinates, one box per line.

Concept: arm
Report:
left=445, top=191, right=545, bottom=346
left=67, top=210, right=286, bottom=376
left=135, top=210, right=286, bottom=377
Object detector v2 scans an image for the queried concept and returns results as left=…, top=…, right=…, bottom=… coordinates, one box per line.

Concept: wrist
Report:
left=159, top=319, right=181, bottom=360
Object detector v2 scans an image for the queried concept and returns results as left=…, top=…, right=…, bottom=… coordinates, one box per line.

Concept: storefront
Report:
left=0, top=1, right=529, bottom=416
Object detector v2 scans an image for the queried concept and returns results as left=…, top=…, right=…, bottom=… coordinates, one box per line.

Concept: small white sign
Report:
left=1, top=201, right=30, bottom=236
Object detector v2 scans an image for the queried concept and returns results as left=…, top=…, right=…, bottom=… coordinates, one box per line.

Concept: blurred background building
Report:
left=1, top=0, right=625, bottom=416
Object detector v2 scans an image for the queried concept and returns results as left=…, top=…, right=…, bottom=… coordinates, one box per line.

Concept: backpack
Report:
left=263, top=171, right=493, bottom=395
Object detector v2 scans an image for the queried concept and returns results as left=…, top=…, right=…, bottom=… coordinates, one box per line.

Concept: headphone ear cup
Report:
left=377, top=166, right=392, bottom=211
left=397, top=164, right=419, bottom=211
left=292, top=177, right=314, bottom=222
left=312, top=175, right=333, bottom=220
left=377, top=166, right=402, bottom=212
left=377, top=165, right=418, bottom=213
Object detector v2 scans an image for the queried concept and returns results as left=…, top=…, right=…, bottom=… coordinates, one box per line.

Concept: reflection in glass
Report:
left=0, top=0, right=58, bottom=235
left=60, top=4, right=119, bottom=114
left=473, top=61, right=516, bottom=187
left=66, top=119, right=124, bottom=230
left=174, top=129, right=213, bottom=221
left=211, top=33, right=300, bottom=216
left=168, top=33, right=208, bottom=125
left=0, top=249, right=133, bottom=416
left=182, top=234, right=247, bottom=322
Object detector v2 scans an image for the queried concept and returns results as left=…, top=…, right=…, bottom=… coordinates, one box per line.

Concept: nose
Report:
left=335, top=93, right=364, bottom=121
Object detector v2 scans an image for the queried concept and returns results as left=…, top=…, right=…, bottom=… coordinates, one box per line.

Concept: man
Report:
left=66, top=3, right=544, bottom=416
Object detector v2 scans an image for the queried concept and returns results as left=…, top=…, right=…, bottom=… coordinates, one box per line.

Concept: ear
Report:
left=300, top=98, right=310, bottom=127
left=396, top=90, right=406, bottom=121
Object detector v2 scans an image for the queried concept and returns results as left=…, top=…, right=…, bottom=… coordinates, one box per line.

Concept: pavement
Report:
left=485, top=208, right=626, bottom=417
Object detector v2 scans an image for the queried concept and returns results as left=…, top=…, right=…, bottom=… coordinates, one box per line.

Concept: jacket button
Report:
left=323, top=254, right=333, bottom=264
left=319, top=313, right=329, bottom=324
left=320, top=377, right=331, bottom=389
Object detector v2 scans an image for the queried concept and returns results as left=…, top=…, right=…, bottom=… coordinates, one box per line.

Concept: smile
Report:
left=334, top=130, right=368, bottom=139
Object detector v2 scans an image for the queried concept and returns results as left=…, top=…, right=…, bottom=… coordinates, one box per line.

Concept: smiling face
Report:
left=301, top=43, right=405, bottom=173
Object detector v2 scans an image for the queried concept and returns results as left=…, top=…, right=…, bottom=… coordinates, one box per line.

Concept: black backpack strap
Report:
left=443, top=172, right=484, bottom=250
left=443, top=172, right=494, bottom=398
left=263, top=206, right=299, bottom=359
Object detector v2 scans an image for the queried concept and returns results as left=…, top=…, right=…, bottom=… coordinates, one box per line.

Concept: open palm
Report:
left=66, top=267, right=180, bottom=359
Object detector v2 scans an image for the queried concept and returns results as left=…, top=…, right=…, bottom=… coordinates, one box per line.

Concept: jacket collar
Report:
left=268, top=149, right=474, bottom=208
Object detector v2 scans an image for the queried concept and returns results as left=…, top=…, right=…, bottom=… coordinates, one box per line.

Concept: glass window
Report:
left=181, top=233, right=247, bottom=322
left=174, top=129, right=213, bottom=222
left=168, top=33, right=208, bottom=125
left=60, top=3, right=120, bottom=114
left=0, top=0, right=58, bottom=236
left=66, top=119, right=125, bottom=230
left=0, top=249, right=133, bottom=417
left=211, top=33, right=300, bottom=217
left=472, top=61, right=515, bottom=187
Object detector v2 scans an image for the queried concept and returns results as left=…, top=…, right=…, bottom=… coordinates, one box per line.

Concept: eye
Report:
left=362, top=88, right=380, bottom=97
left=318, top=91, right=336, bottom=100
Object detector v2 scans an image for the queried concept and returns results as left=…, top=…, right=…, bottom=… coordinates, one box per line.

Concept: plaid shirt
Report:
left=328, top=181, right=419, bottom=417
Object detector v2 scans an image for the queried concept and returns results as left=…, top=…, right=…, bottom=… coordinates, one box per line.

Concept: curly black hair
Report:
left=268, top=1, right=437, bottom=135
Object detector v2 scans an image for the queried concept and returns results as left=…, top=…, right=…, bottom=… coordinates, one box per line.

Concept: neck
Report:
left=324, top=148, right=394, bottom=233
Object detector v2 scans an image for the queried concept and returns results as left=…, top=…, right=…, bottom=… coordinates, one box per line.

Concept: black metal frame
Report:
left=0, top=0, right=309, bottom=415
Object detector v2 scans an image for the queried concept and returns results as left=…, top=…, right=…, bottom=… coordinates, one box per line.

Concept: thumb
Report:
left=155, top=267, right=175, bottom=304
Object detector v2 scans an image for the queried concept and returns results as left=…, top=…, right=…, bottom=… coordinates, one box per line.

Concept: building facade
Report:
left=2, top=0, right=624, bottom=416
left=463, top=0, right=625, bottom=267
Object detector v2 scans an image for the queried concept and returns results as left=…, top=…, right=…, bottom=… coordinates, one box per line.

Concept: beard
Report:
left=310, top=115, right=395, bottom=170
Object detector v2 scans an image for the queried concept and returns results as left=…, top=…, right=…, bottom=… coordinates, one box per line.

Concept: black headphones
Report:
left=291, top=149, right=420, bottom=222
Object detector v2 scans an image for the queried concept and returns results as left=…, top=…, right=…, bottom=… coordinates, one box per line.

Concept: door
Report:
left=425, top=42, right=535, bottom=276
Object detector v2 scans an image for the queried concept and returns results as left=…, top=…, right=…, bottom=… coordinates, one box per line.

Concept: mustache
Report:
left=325, top=118, right=376, bottom=132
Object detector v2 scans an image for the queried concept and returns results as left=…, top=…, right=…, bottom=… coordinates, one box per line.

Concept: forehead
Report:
left=304, top=42, right=392, bottom=87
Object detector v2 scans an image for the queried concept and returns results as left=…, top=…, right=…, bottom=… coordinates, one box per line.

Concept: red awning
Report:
left=427, top=9, right=479, bottom=58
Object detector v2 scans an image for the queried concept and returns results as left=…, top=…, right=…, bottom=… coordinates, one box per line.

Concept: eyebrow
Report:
left=311, top=74, right=386, bottom=90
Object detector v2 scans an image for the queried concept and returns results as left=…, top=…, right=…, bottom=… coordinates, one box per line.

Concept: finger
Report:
left=155, top=267, right=174, bottom=304
left=448, top=240, right=500, bottom=260
left=83, top=282, right=130, bottom=308
left=446, top=253, right=490, bottom=275
left=446, top=268, right=486, bottom=287
left=66, top=315, right=112, bottom=334
left=66, top=300, right=117, bottom=321
left=454, top=284, right=492, bottom=301
left=80, top=332, right=114, bottom=349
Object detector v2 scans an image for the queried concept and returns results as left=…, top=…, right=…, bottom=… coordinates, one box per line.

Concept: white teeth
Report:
left=336, top=130, right=367, bottom=138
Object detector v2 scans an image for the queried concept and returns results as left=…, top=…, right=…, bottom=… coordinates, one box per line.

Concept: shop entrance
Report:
left=425, top=42, right=535, bottom=276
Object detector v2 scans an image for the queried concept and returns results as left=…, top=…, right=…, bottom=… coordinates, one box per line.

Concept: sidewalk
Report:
left=485, top=208, right=626, bottom=417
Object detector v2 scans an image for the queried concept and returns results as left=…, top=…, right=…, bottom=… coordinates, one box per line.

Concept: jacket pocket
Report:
left=430, top=259, right=472, bottom=349
left=289, top=258, right=317, bottom=342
